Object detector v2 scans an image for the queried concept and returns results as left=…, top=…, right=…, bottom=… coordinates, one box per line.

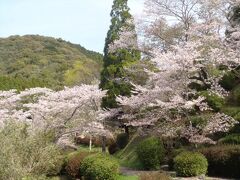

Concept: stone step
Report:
left=161, top=164, right=170, bottom=171
left=166, top=171, right=177, bottom=177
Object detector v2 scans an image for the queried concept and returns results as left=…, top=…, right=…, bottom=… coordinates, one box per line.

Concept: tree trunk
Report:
left=102, top=136, right=106, bottom=153
left=89, top=136, right=92, bottom=151
left=124, top=126, right=129, bottom=136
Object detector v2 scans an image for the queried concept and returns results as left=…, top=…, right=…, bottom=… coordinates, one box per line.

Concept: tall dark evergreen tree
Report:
left=230, top=4, right=240, bottom=26
left=100, top=0, right=141, bottom=109
left=226, top=3, right=240, bottom=50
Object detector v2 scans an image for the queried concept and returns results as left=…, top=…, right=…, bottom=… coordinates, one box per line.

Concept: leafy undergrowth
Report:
left=115, top=134, right=148, bottom=169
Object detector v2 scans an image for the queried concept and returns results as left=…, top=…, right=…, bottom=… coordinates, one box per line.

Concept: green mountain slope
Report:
left=0, top=35, right=103, bottom=90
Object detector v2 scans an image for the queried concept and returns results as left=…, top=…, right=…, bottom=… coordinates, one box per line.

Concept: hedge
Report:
left=199, top=145, right=240, bottom=178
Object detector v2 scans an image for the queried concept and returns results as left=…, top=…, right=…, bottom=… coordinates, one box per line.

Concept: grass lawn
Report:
left=77, top=144, right=102, bottom=152
left=115, top=134, right=147, bottom=169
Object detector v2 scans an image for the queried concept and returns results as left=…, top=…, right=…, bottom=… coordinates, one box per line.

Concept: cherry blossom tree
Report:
left=102, top=1, right=240, bottom=144
left=0, top=85, right=110, bottom=150
left=140, top=0, right=236, bottom=53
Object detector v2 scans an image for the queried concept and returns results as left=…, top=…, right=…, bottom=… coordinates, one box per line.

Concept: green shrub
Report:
left=140, top=171, right=171, bottom=180
left=219, top=134, right=240, bottom=145
left=199, top=145, right=240, bottom=178
left=199, top=91, right=225, bottom=112
left=80, top=154, right=119, bottom=180
left=221, top=107, right=240, bottom=133
left=220, top=71, right=238, bottom=91
left=188, top=116, right=208, bottom=129
left=116, top=133, right=129, bottom=149
left=174, top=152, right=208, bottom=177
left=221, top=106, right=240, bottom=118
left=234, top=112, right=240, bottom=121
left=228, top=85, right=240, bottom=106
left=136, top=137, right=165, bottom=170
left=41, top=152, right=64, bottom=176
left=108, top=142, right=119, bottom=155
left=65, top=151, right=94, bottom=178
left=221, top=107, right=240, bottom=132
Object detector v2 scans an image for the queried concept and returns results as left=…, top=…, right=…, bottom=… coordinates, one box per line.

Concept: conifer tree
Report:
left=230, top=4, right=240, bottom=25
left=226, top=3, right=240, bottom=51
left=100, top=0, right=141, bottom=108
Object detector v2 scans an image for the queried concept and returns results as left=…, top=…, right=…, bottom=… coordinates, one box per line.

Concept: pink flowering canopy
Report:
left=0, top=85, right=112, bottom=146
left=101, top=0, right=240, bottom=144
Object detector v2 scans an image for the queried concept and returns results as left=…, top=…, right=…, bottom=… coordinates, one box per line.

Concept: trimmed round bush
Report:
left=174, top=152, right=208, bottom=177
left=116, top=133, right=129, bottom=149
left=168, top=148, right=187, bottom=170
left=65, top=151, right=93, bottom=178
left=199, top=145, right=240, bottom=178
left=136, top=137, right=165, bottom=170
left=80, top=154, right=119, bottom=180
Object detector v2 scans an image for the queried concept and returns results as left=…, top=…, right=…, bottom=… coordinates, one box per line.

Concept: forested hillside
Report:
left=0, top=35, right=103, bottom=90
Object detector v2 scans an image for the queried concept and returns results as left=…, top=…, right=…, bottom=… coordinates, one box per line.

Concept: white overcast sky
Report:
left=0, top=0, right=144, bottom=53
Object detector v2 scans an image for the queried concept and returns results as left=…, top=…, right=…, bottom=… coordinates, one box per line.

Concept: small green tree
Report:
left=0, top=121, right=64, bottom=179
left=100, top=0, right=141, bottom=108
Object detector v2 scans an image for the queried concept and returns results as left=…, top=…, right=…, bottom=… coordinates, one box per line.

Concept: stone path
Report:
left=172, top=177, right=236, bottom=180
left=120, top=167, right=237, bottom=180
left=120, top=167, right=159, bottom=176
